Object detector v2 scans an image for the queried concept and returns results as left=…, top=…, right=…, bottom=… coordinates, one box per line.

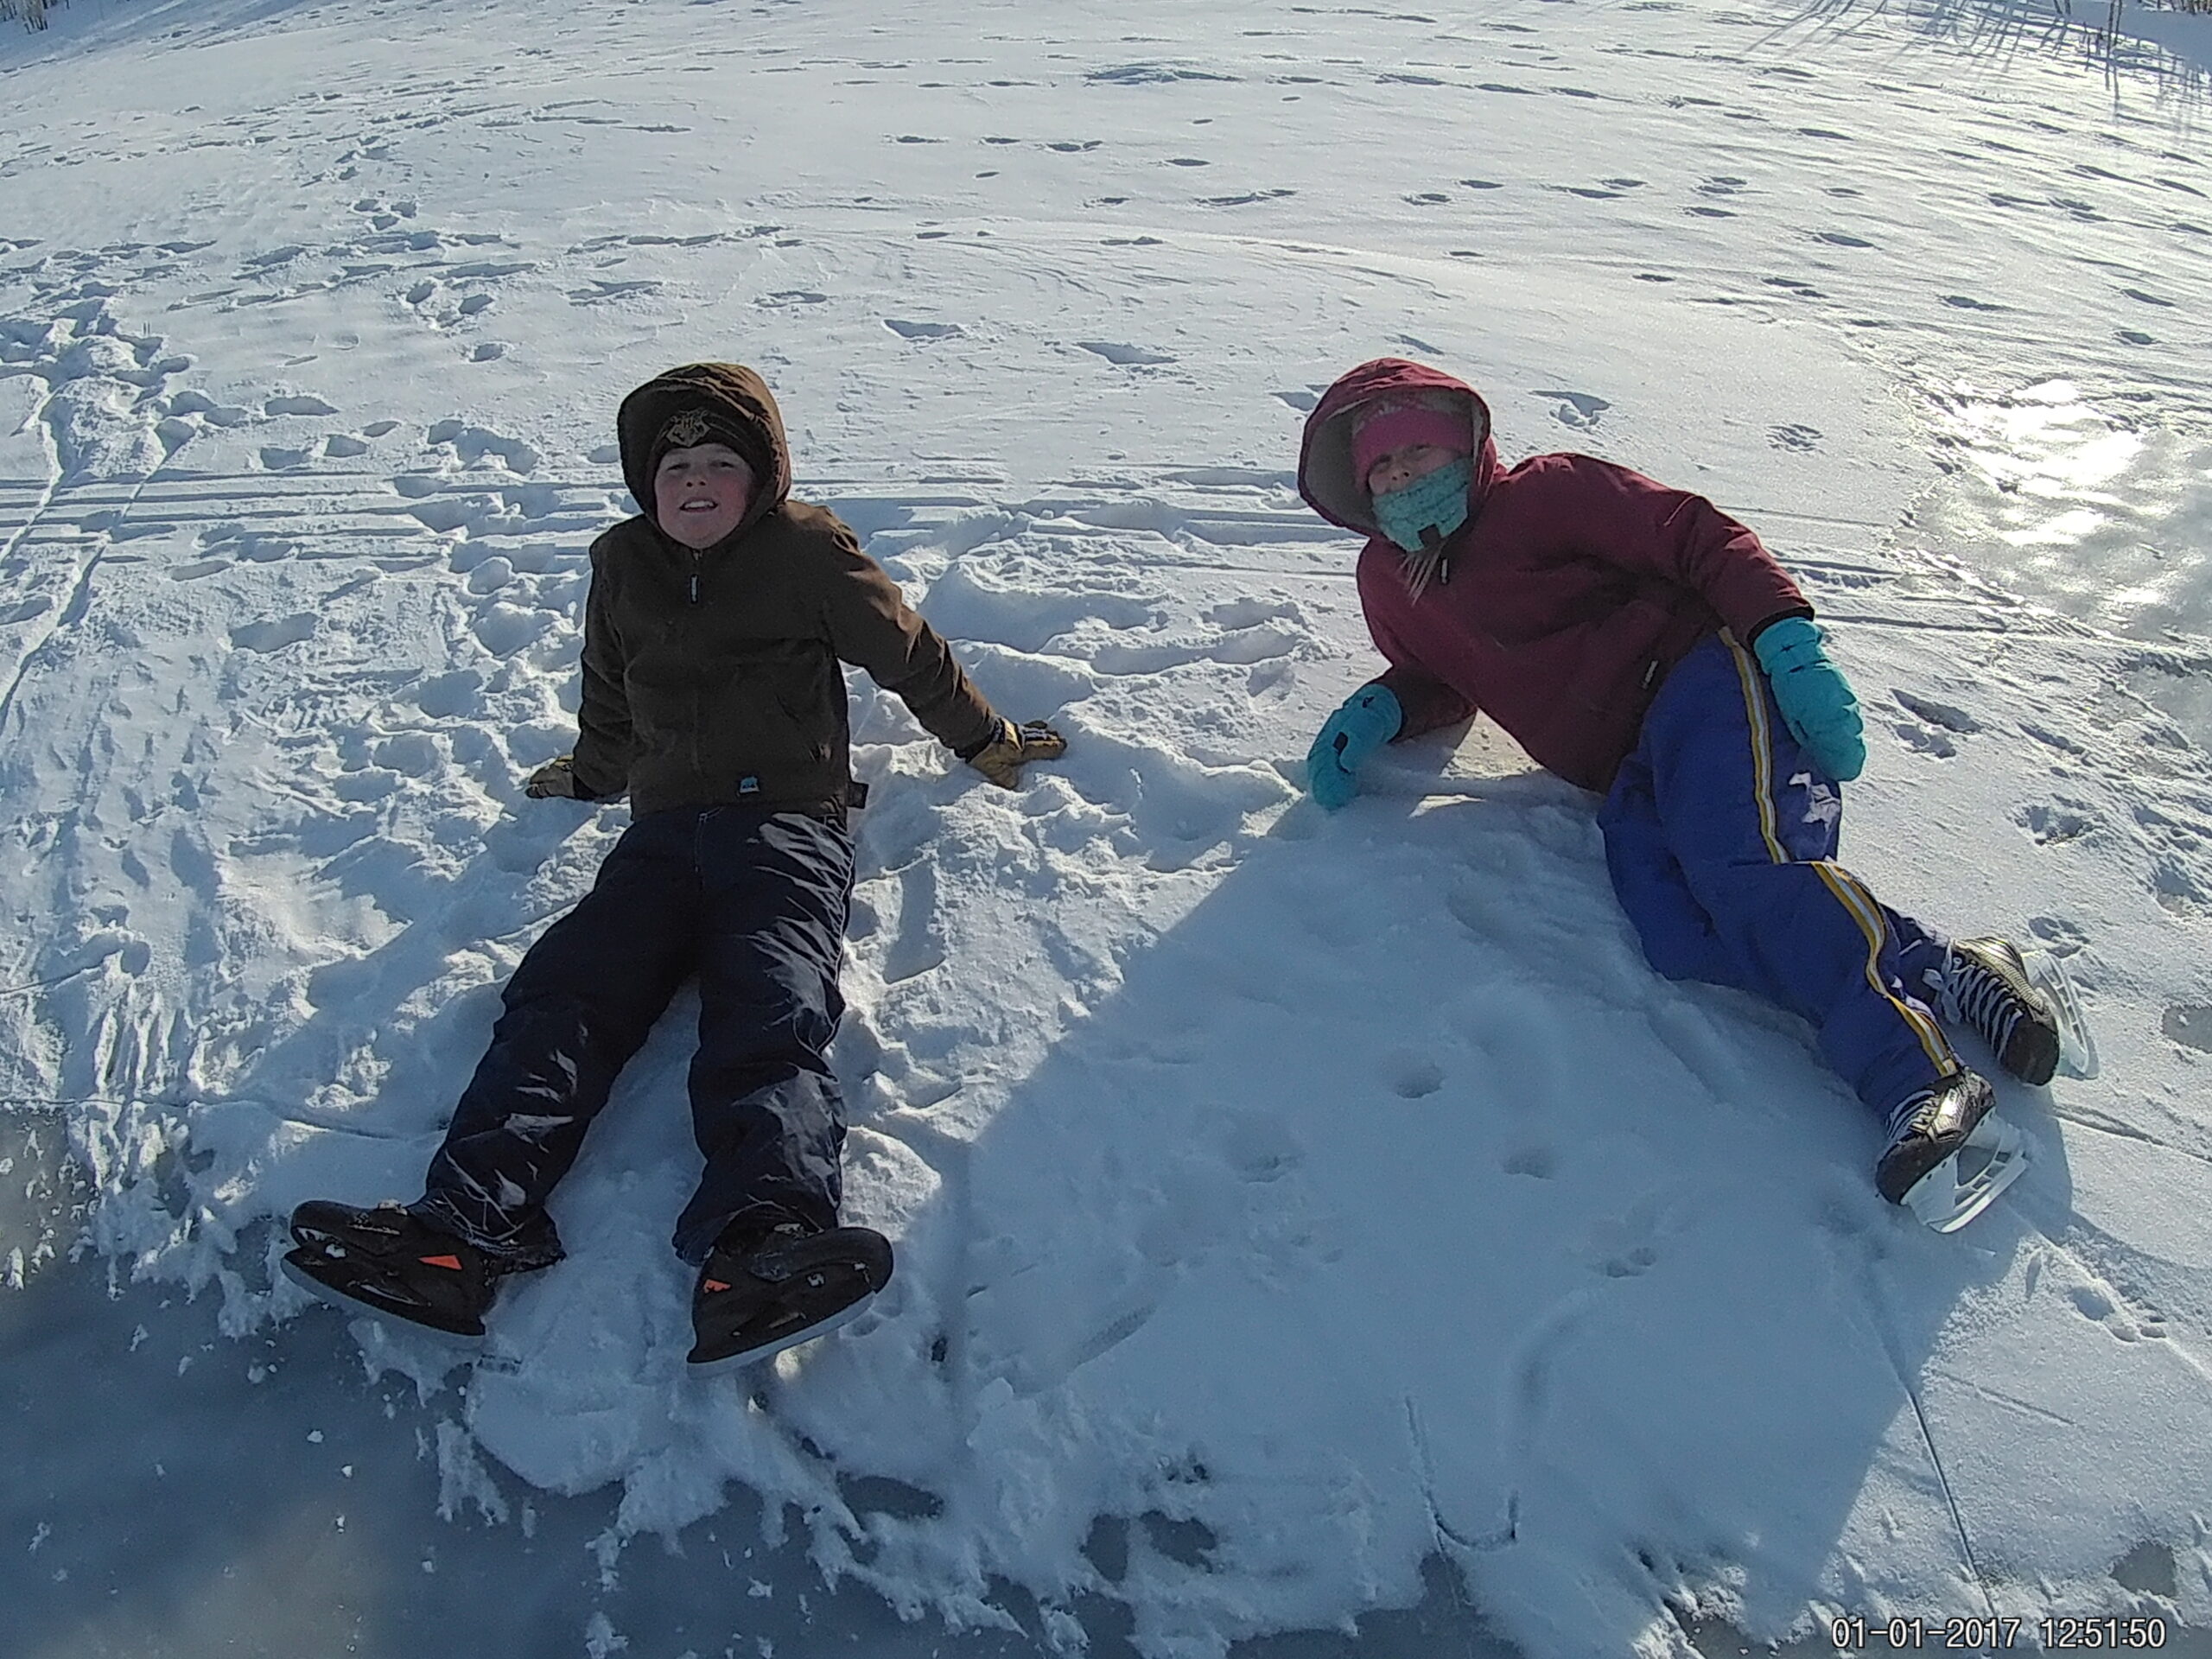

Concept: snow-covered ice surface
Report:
left=4, top=0, right=2212, bottom=1655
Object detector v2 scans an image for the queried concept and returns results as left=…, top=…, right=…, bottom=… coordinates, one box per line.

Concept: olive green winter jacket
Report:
left=568, top=363, right=1001, bottom=815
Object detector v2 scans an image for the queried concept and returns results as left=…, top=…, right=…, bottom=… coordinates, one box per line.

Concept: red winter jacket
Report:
left=1297, top=359, right=1813, bottom=794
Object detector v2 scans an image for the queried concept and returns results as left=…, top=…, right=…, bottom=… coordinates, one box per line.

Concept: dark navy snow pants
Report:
left=1599, top=632, right=1956, bottom=1122
left=416, top=805, right=854, bottom=1268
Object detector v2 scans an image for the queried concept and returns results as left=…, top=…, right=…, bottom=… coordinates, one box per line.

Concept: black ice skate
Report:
left=282, top=1200, right=500, bottom=1340
left=688, top=1215, right=894, bottom=1375
left=1877, top=1071, right=2025, bottom=1233
left=1941, top=937, right=2063, bottom=1086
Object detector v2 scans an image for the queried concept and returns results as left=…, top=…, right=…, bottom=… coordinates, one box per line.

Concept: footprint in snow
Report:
left=2063, top=1276, right=2168, bottom=1345
left=1894, top=690, right=1980, bottom=737
left=1077, top=340, right=1175, bottom=366
left=2026, top=915, right=2090, bottom=952
left=2015, top=802, right=2096, bottom=846
left=426, top=418, right=539, bottom=474
left=885, top=319, right=962, bottom=341
left=1382, top=1051, right=1445, bottom=1100
left=1891, top=720, right=1958, bottom=760
left=1205, top=599, right=1304, bottom=631
left=230, top=614, right=318, bottom=653
left=1503, top=1146, right=1558, bottom=1179
left=350, top=195, right=417, bottom=232
left=1768, top=423, right=1823, bottom=451
left=1586, top=1206, right=1665, bottom=1280
left=1219, top=1111, right=1303, bottom=1185
left=1604, top=1244, right=1659, bottom=1279
left=567, top=279, right=661, bottom=305
left=1533, top=389, right=1610, bottom=429
left=2150, top=860, right=2209, bottom=918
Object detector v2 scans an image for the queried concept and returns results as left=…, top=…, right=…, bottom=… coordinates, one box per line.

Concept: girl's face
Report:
left=654, top=442, right=756, bottom=549
left=1365, top=441, right=1463, bottom=499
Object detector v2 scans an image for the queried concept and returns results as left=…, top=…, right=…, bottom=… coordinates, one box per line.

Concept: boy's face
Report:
left=654, top=442, right=756, bottom=549
left=1364, top=442, right=1463, bottom=499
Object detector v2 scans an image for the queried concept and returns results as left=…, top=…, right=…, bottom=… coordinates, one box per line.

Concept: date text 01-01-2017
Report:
left=1827, top=1614, right=2169, bottom=1649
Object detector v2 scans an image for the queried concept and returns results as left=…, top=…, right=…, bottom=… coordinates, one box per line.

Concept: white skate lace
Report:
left=1943, top=948, right=2025, bottom=1060
left=1885, top=1089, right=1935, bottom=1146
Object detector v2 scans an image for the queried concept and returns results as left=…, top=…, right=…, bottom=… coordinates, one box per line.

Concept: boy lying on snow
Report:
left=1297, top=359, right=2089, bottom=1233
left=284, top=363, right=1066, bottom=1370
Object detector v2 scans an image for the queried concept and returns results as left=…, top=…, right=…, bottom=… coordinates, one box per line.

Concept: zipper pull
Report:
left=690, top=573, right=698, bottom=603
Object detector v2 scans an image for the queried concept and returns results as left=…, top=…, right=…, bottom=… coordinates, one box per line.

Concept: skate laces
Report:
left=1885, top=1089, right=1936, bottom=1146
left=1942, top=945, right=2027, bottom=1060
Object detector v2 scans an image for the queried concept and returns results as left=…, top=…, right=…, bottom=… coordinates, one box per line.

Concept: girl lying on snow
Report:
left=283, top=363, right=1066, bottom=1369
left=1296, top=358, right=2086, bottom=1233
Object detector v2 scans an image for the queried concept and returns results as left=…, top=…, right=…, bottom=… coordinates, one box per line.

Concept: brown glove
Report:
left=523, top=754, right=593, bottom=800
left=961, top=719, right=1068, bottom=789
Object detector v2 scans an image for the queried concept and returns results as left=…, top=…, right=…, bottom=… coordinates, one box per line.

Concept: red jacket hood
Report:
left=1298, top=359, right=1500, bottom=537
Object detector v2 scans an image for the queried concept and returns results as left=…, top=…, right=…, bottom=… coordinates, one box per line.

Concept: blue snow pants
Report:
left=416, top=804, right=854, bottom=1269
left=1598, top=632, right=1956, bottom=1123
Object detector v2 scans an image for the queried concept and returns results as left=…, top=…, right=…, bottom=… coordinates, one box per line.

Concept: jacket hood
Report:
left=616, top=362, right=793, bottom=536
left=1298, top=358, right=1498, bottom=537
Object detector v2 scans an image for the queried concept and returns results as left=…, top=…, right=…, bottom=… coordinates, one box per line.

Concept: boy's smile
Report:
left=654, top=442, right=757, bottom=549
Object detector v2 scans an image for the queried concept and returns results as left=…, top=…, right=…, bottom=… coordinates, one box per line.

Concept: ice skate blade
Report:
left=687, top=1287, right=880, bottom=1379
left=279, top=1255, right=487, bottom=1353
left=2023, top=950, right=2099, bottom=1080
left=1901, top=1113, right=2028, bottom=1234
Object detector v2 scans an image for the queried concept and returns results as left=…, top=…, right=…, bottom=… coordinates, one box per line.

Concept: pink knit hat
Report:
left=1351, top=397, right=1469, bottom=485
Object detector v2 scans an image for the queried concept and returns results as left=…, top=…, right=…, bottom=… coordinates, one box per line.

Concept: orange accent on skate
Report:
left=420, top=1253, right=464, bottom=1271
left=703, top=1278, right=732, bottom=1293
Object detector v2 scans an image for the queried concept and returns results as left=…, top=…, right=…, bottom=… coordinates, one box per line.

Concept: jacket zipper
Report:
left=689, top=550, right=703, bottom=779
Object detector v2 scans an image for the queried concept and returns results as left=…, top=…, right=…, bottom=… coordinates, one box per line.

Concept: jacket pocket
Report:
left=1573, top=597, right=1675, bottom=717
